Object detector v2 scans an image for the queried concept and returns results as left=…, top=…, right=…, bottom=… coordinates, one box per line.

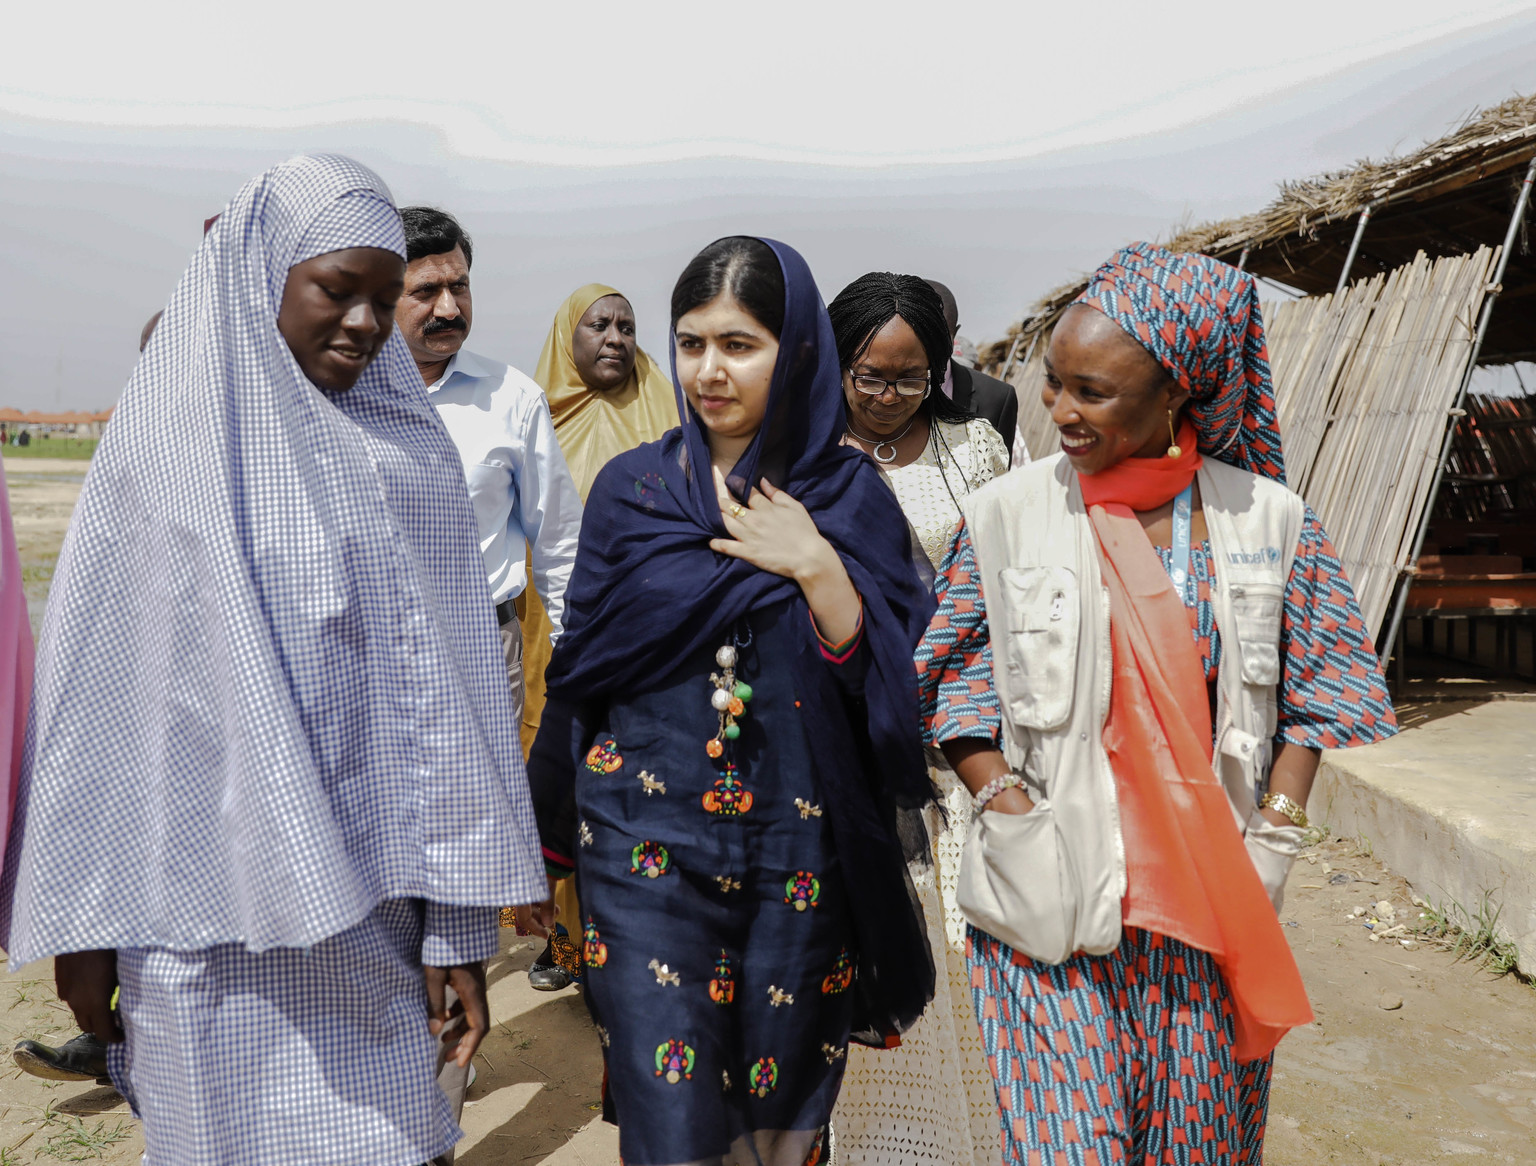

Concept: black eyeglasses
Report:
left=849, top=374, right=930, bottom=398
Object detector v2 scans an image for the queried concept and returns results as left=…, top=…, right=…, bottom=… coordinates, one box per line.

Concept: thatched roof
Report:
left=984, top=92, right=1536, bottom=370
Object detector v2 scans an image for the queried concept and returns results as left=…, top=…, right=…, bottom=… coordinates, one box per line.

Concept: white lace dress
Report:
left=832, top=417, right=1012, bottom=1166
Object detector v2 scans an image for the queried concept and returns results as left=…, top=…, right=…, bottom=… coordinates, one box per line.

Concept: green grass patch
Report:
left=35, top=1118, right=131, bottom=1161
left=1414, top=890, right=1529, bottom=981
left=2, top=438, right=97, bottom=460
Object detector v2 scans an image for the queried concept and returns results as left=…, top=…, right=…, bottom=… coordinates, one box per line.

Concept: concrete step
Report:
left=1313, top=699, right=1536, bottom=973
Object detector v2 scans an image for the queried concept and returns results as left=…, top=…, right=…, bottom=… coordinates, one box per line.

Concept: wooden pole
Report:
left=1005, top=330, right=1040, bottom=384
left=1334, top=204, right=1375, bottom=296
left=1000, top=331, right=1025, bottom=380
left=1382, top=153, right=1536, bottom=661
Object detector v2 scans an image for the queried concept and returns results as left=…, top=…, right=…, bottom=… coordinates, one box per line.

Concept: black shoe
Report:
left=528, top=924, right=580, bottom=992
left=12, top=1032, right=111, bottom=1084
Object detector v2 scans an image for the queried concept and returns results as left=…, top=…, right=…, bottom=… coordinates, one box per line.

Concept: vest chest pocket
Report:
left=994, top=566, right=1079, bottom=731
left=1228, top=581, right=1284, bottom=687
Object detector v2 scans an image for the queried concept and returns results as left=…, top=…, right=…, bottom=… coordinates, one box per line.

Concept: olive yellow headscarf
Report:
left=522, top=284, right=678, bottom=758
left=533, top=283, right=678, bottom=499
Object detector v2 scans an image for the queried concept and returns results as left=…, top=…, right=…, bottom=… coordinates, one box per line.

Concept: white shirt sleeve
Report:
left=509, top=394, right=582, bottom=644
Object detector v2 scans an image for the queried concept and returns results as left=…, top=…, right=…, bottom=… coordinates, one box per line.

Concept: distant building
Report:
left=0, top=407, right=113, bottom=441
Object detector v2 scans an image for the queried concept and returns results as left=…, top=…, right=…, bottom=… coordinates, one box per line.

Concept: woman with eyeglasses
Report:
left=828, top=273, right=1011, bottom=1166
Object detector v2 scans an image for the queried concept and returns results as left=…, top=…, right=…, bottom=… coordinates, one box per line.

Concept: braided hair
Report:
left=827, top=272, right=974, bottom=424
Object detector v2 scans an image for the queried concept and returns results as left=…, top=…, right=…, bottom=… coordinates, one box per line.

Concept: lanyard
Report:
left=1169, top=481, right=1194, bottom=597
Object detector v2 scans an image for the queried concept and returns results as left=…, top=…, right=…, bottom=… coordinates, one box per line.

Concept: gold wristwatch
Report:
left=1260, top=791, right=1308, bottom=829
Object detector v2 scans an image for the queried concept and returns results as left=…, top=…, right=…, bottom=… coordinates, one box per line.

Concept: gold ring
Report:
left=728, top=504, right=746, bottom=518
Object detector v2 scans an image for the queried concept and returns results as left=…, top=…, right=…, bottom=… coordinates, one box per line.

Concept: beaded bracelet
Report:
left=972, top=773, right=1024, bottom=812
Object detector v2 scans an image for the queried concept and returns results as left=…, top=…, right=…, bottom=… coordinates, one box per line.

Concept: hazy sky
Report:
left=9, top=1, right=1532, bottom=165
left=5, top=2, right=1536, bottom=409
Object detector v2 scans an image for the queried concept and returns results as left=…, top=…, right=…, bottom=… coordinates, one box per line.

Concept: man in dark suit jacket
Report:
left=927, top=279, right=1019, bottom=455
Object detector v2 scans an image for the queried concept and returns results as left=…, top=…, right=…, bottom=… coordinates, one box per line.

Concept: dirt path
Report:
left=6, top=839, right=1533, bottom=1164
left=3, top=458, right=88, bottom=634
left=0, top=929, right=616, bottom=1165
left=1265, top=835, right=1536, bottom=1162
left=3, top=468, right=1534, bottom=1163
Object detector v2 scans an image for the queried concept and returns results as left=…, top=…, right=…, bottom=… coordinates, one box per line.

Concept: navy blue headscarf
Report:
left=541, top=237, right=936, bottom=1033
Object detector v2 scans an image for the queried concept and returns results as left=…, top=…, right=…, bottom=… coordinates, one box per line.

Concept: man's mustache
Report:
left=422, top=316, right=468, bottom=335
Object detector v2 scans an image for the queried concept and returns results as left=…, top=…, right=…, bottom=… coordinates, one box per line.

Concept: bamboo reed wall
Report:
left=1006, top=340, right=1056, bottom=466
left=1267, top=247, right=1497, bottom=633
left=1004, top=246, right=1498, bottom=636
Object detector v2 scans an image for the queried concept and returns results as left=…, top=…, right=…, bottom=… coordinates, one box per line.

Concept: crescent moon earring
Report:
left=1166, top=409, right=1182, bottom=459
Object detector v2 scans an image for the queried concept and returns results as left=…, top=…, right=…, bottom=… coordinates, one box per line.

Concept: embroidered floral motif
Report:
left=585, top=739, right=623, bottom=774
left=748, top=1056, right=779, bottom=1098
left=648, top=958, right=681, bottom=987
left=821, top=947, right=853, bottom=995
left=766, top=985, right=795, bottom=1007
left=793, top=798, right=823, bottom=819
left=582, top=918, right=608, bottom=968
left=595, top=1024, right=610, bottom=1048
left=634, top=472, right=669, bottom=510
left=701, top=764, right=754, bottom=816
left=579, top=820, right=594, bottom=846
left=655, top=1039, right=695, bottom=1083
left=631, top=842, right=671, bottom=878
left=784, top=870, right=821, bottom=911
left=722, top=1069, right=732, bottom=1091
left=715, top=874, right=742, bottom=893
left=821, top=1042, right=846, bottom=1064
left=709, top=950, right=736, bottom=1005
left=636, top=770, right=667, bottom=796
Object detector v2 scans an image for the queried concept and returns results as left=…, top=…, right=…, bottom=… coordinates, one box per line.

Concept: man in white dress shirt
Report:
left=398, top=207, right=581, bottom=720
left=398, top=208, right=581, bottom=1151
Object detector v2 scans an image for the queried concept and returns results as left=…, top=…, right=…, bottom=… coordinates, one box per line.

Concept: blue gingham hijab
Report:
left=0, top=154, right=542, bottom=964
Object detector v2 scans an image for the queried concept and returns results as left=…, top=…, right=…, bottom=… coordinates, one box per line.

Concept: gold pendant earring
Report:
left=1166, top=410, right=1182, bottom=459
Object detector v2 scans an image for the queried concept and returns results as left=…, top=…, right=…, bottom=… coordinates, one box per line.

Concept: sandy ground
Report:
left=6, top=841, right=1534, bottom=1164
left=0, top=931, right=614, bottom=1165
left=3, top=464, right=1535, bottom=1163
left=3, top=458, right=89, bottom=635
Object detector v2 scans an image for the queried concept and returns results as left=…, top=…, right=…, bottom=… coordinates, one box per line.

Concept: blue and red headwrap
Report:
left=1075, top=242, right=1286, bottom=484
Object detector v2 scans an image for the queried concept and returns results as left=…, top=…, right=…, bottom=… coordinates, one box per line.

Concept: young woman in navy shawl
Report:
left=529, top=236, right=938, bottom=1166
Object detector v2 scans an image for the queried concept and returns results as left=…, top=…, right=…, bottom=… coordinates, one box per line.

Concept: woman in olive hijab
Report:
left=524, top=283, right=676, bottom=742
left=518, top=284, right=677, bottom=990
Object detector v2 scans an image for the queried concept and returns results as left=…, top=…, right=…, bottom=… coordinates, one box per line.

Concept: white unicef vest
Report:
left=955, top=453, right=1305, bottom=963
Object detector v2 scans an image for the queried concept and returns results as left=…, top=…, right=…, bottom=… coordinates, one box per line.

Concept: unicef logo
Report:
left=1228, top=547, right=1284, bottom=566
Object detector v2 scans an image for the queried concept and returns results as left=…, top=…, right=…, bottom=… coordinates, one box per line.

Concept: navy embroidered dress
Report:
left=529, top=238, right=937, bottom=1166
left=568, top=599, right=860, bottom=1162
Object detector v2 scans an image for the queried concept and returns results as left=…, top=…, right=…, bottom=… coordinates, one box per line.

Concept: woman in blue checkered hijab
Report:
left=0, top=154, right=543, bottom=1165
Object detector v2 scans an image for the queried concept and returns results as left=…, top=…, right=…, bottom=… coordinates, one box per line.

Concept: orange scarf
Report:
left=1078, top=422, right=1312, bottom=1061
